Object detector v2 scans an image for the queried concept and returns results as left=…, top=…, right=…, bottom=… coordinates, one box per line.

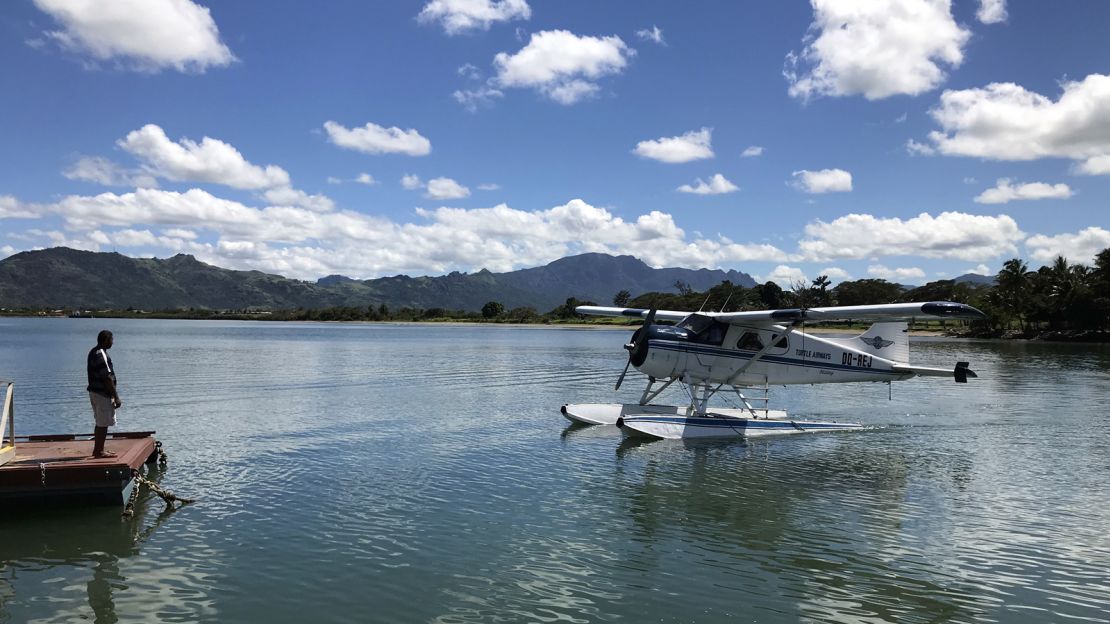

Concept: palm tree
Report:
left=996, top=258, right=1030, bottom=332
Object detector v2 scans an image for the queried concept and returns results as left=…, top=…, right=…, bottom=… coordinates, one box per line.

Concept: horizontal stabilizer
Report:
left=891, top=361, right=978, bottom=383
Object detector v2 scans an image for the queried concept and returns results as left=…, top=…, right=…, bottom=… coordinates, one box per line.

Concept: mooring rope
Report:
left=122, top=444, right=195, bottom=518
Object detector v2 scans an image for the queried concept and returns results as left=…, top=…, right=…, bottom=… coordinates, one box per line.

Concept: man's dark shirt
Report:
left=87, top=347, right=116, bottom=397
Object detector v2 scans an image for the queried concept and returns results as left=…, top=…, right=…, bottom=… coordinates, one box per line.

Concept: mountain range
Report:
left=0, top=247, right=756, bottom=312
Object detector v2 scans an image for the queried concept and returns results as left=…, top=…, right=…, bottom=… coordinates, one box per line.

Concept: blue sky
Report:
left=1, top=0, right=1108, bottom=286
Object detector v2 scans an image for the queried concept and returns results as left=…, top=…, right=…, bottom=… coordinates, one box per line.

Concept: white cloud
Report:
left=791, top=168, right=852, bottom=194
left=966, top=264, right=991, bottom=275
left=677, top=174, right=739, bottom=195
left=973, top=179, right=1073, bottom=204
left=355, top=173, right=378, bottom=185
left=1026, top=227, right=1110, bottom=265
left=0, top=245, right=16, bottom=259
left=453, top=86, right=504, bottom=112
left=33, top=0, right=234, bottom=72
left=867, top=264, right=926, bottom=281
left=922, top=74, right=1110, bottom=175
left=425, top=177, right=471, bottom=200
left=799, top=212, right=1024, bottom=261
left=633, top=128, right=714, bottom=164
left=261, top=187, right=335, bottom=213
left=477, top=183, right=500, bottom=191
left=636, top=26, right=665, bottom=45
left=1, top=196, right=39, bottom=219
left=741, top=145, right=764, bottom=157
left=63, top=156, right=158, bottom=188
left=162, top=228, right=197, bottom=240
left=401, top=174, right=423, bottom=190
left=119, top=124, right=290, bottom=189
left=763, top=265, right=807, bottom=288
left=906, top=139, right=935, bottom=156
left=13, top=189, right=791, bottom=279
left=819, top=267, right=851, bottom=281
left=493, top=30, right=634, bottom=105
left=977, top=0, right=1007, bottom=24
left=323, top=120, right=432, bottom=156
left=457, top=63, right=481, bottom=80
left=418, top=0, right=530, bottom=35
left=785, top=0, right=969, bottom=100
left=327, top=177, right=342, bottom=185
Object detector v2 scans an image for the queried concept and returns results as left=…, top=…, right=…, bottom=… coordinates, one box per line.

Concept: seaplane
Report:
left=562, top=301, right=985, bottom=440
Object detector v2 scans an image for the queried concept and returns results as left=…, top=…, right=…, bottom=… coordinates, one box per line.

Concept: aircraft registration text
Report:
left=842, top=353, right=873, bottom=368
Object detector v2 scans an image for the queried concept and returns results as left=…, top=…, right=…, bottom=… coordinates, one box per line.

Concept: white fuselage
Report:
left=637, top=325, right=910, bottom=386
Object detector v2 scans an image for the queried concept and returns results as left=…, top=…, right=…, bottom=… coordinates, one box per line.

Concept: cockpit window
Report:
left=678, top=314, right=728, bottom=346
left=737, top=332, right=763, bottom=351
left=771, top=334, right=788, bottom=349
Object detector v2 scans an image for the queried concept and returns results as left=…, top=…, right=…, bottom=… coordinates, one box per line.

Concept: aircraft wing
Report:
left=574, top=306, right=690, bottom=323
left=576, top=301, right=985, bottom=325
left=712, top=301, right=985, bottom=324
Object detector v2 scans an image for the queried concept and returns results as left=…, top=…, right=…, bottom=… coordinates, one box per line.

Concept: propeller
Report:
left=616, top=308, right=656, bottom=390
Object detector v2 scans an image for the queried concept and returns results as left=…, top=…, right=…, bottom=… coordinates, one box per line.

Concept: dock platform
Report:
left=0, top=431, right=159, bottom=506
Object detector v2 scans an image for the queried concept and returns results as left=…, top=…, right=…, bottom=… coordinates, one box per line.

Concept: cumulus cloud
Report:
left=261, top=187, right=335, bottom=213
left=741, top=146, right=764, bottom=157
left=966, top=264, right=992, bottom=275
left=921, top=74, right=1110, bottom=175
left=355, top=173, right=378, bottom=185
left=634, top=128, right=714, bottom=163
left=119, top=124, right=290, bottom=189
left=493, top=30, right=634, bottom=105
left=973, top=179, right=1073, bottom=204
left=418, top=0, right=530, bottom=35
left=64, top=156, right=158, bottom=188
left=1, top=196, right=40, bottom=219
left=677, top=174, right=739, bottom=195
left=401, top=174, right=423, bottom=190
left=636, top=26, right=665, bottom=45
left=33, top=0, right=235, bottom=72
left=763, top=265, right=807, bottom=288
left=977, top=0, right=1007, bottom=24
left=819, top=267, right=851, bottom=281
left=867, top=264, right=926, bottom=281
left=11, top=188, right=793, bottom=279
left=798, top=212, right=1024, bottom=261
left=425, top=177, right=471, bottom=200
left=785, top=0, right=969, bottom=100
left=1026, top=227, right=1110, bottom=265
left=477, top=183, right=500, bottom=191
left=791, top=168, right=852, bottom=194
left=323, top=121, right=432, bottom=156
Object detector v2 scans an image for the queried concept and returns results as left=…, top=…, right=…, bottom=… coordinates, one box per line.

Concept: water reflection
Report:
left=0, top=470, right=214, bottom=624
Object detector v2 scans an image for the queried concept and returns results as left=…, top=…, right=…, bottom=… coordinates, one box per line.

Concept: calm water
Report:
left=1, top=318, right=1109, bottom=623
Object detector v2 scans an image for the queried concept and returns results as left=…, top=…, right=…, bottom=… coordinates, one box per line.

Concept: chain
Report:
left=122, top=468, right=195, bottom=518
left=40, top=462, right=47, bottom=486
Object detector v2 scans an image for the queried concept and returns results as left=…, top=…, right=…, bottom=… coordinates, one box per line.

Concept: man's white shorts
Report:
left=89, top=392, right=116, bottom=427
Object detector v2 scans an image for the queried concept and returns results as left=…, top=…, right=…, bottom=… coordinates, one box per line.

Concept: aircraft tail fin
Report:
left=851, top=321, right=910, bottom=363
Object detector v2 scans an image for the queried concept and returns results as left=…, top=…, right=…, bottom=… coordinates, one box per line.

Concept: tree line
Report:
left=613, top=248, right=1110, bottom=337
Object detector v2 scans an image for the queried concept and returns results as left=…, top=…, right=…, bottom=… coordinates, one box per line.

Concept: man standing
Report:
left=87, top=330, right=121, bottom=458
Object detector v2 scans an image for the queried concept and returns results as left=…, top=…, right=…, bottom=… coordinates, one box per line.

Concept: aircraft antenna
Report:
left=718, top=287, right=735, bottom=312
left=696, top=292, right=712, bottom=313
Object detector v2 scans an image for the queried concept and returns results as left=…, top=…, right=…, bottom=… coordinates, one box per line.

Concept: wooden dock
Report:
left=0, top=432, right=160, bottom=506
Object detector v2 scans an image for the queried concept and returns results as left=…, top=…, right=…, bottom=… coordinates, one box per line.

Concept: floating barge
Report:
left=0, top=432, right=160, bottom=505
left=1, top=380, right=160, bottom=506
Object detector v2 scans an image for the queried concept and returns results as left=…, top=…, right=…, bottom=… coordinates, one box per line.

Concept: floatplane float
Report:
left=562, top=301, right=985, bottom=440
